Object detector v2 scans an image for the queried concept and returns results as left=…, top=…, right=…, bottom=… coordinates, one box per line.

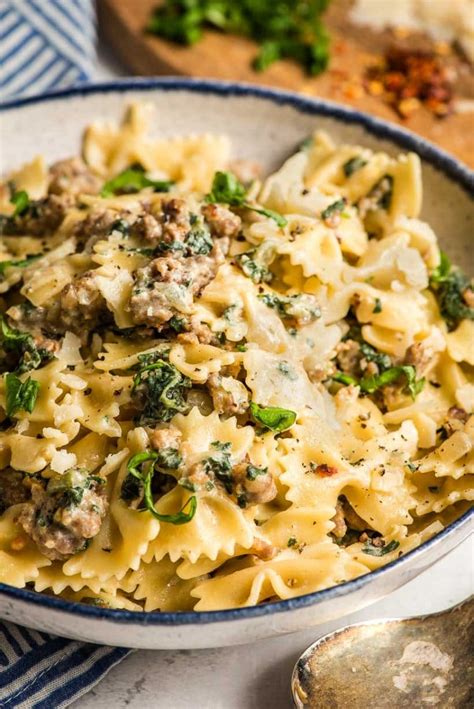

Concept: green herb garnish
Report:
left=168, top=315, right=187, bottom=333
left=0, top=316, right=31, bottom=350
left=237, top=250, right=273, bottom=284
left=333, top=365, right=424, bottom=399
left=4, top=372, right=40, bottom=417
left=332, top=372, right=359, bottom=387
left=206, top=171, right=287, bottom=227
left=0, top=254, right=42, bottom=276
left=0, top=315, right=53, bottom=374
left=125, top=450, right=196, bottom=524
left=258, top=292, right=321, bottom=322
left=343, top=156, right=368, bottom=178
left=246, top=464, right=268, bottom=480
left=109, top=218, right=130, bottom=236
left=362, top=539, right=400, bottom=557
left=321, top=198, right=346, bottom=221
left=372, top=297, right=383, bottom=314
left=185, top=218, right=213, bottom=255
left=429, top=251, right=451, bottom=284
left=156, top=447, right=182, bottom=469
left=249, top=401, right=296, bottom=432
left=101, top=165, right=174, bottom=198
left=360, top=366, right=424, bottom=399
left=47, top=469, right=104, bottom=508
left=132, top=356, right=190, bottom=425
left=366, top=174, right=394, bottom=211
left=429, top=252, right=474, bottom=330
left=203, top=441, right=233, bottom=493
left=10, top=189, right=30, bottom=216
left=359, top=342, right=391, bottom=372
left=147, top=1, right=331, bottom=76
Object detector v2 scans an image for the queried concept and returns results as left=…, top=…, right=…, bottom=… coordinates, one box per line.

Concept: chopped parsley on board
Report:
left=147, top=0, right=331, bottom=76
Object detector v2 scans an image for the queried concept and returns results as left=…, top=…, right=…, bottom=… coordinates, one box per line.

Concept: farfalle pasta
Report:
left=0, top=104, right=472, bottom=611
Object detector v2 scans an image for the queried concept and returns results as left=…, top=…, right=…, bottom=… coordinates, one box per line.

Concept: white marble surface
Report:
left=74, top=536, right=472, bottom=709
left=70, top=49, right=474, bottom=709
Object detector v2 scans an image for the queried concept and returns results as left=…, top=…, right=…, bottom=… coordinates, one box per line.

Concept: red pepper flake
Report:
left=365, top=47, right=454, bottom=119
left=313, top=463, right=338, bottom=477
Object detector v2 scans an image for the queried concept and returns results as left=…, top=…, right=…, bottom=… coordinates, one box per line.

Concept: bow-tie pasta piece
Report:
left=0, top=506, right=51, bottom=587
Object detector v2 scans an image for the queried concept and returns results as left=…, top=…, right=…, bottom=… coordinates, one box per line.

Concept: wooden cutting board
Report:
left=98, top=0, right=474, bottom=168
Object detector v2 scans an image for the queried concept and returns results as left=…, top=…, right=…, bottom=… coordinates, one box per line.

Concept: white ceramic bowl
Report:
left=0, top=79, right=472, bottom=649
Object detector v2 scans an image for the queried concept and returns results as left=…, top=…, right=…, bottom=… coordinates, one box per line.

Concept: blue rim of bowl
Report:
left=0, top=78, right=473, bottom=626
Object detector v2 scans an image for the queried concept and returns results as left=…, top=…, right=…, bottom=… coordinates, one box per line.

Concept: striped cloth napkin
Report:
left=0, top=0, right=96, bottom=98
left=0, top=2, right=134, bottom=706
left=0, top=621, right=131, bottom=708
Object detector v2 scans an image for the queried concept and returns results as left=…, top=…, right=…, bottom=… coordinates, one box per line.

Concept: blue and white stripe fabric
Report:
left=0, top=5, right=133, bottom=705
left=0, top=620, right=132, bottom=707
left=0, top=0, right=96, bottom=99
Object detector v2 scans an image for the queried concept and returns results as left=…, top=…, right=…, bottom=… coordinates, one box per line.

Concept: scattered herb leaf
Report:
left=343, top=156, right=368, bottom=178
left=125, top=450, right=196, bottom=524
left=333, top=365, right=424, bottom=399
left=5, top=372, right=40, bottom=417
left=246, top=464, right=268, bottom=480
left=372, top=297, right=383, bottom=314
left=429, top=252, right=474, bottom=330
left=321, top=198, right=346, bottom=221
left=101, top=165, right=174, bottom=198
left=362, top=539, right=400, bottom=556
left=206, top=171, right=287, bottom=226
left=132, top=357, right=190, bottom=425
left=10, top=189, right=30, bottom=216
left=250, top=401, right=296, bottom=432
left=0, top=254, right=42, bottom=276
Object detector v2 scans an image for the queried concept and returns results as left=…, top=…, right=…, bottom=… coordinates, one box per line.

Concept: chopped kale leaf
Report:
left=362, top=539, right=400, bottom=556
left=4, top=372, right=40, bottom=417
left=206, top=171, right=287, bottom=227
left=250, top=401, right=296, bottom=432
left=125, top=450, right=196, bottom=524
left=101, top=165, right=174, bottom=198
left=321, top=198, right=346, bottom=221
left=132, top=357, right=190, bottom=425
left=343, top=156, right=368, bottom=178
left=10, top=188, right=30, bottom=216
left=429, top=252, right=474, bottom=330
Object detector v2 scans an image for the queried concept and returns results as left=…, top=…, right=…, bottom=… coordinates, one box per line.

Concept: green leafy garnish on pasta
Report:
left=10, top=188, right=30, bottom=216
left=101, top=165, right=174, bottom=198
left=132, top=356, right=190, bottom=425
left=0, top=315, right=53, bottom=374
left=333, top=365, right=424, bottom=399
left=206, top=171, right=287, bottom=227
left=429, top=252, right=474, bottom=330
left=124, top=451, right=197, bottom=525
left=362, top=539, right=400, bottom=557
left=4, top=372, right=40, bottom=417
left=343, top=156, right=368, bottom=178
left=321, top=198, right=346, bottom=221
left=250, top=402, right=297, bottom=432
left=0, top=254, right=42, bottom=276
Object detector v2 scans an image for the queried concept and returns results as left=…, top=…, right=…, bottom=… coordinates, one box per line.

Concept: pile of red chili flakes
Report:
left=366, top=47, right=454, bottom=119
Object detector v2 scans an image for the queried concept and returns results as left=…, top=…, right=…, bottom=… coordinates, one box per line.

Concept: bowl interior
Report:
left=0, top=81, right=472, bottom=642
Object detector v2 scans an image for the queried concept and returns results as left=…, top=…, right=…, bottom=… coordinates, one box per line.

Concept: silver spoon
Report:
left=291, top=596, right=473, bottom=708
